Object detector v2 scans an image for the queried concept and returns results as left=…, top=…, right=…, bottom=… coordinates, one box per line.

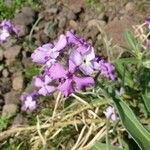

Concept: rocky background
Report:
left=0, top=0, right=149, bottom=128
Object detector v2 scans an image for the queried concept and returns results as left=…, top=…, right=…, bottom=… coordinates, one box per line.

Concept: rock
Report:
left=47, top=7, right=58, bottom=14
left=4, top=45, right=21, bottom=60
left=88, top=19, right=106, bottom=28
left=13, top=7, right=35, bottom=26
left=67, top=10, right=76, bottom=20
left=22, top=6, right=35, bottom=17
left=12, top=72, right=23, bottom=91
left=69, top=20, right=78, bottom=30
left=2, top=69, right=9, bottom=78
left=0, top=78, right=12, bottom=94
left=0, top=49, right=4, bottom=61
left=58, top=17, right=67, bottom=28
left=4, top=91, right=20, bottom=105
left=16, top=25, right=28, bottom=37
left=125, top=2, right=135, bottom=12
left=44, top=21, right=58, bottom=38
left=62, top=0, right=84, bottom=13
left=2, top=104, right=18, bottom=117
left=40, top=33, right=50, bottom=43
left=12, top=114, right=27, bottom=127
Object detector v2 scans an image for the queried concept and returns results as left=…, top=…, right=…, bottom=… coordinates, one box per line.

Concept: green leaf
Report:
left=114, top=59, right=135, bottom=88
left=92, top=142, right=125, bottom=150
left=111, top=94, right=150, bottom=150
left=142, top=92, right=150, bottom=113
left=124, top=31, right=140, bottom=53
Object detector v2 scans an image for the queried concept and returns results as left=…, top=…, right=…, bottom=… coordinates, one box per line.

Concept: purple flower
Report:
left=49, top=61, right=95, bottom=96
left=93, top=57, right=116, bottom=80
left=69, top=47, right=95, bottom=75
left=34, top=75, right=55, bottom=96
left=0, top=19, right=19, bottom=42
left=31, top=43, right=54, bottom=64
left=20, top=91, right=38, bottom=111
left=145, top=18, right=150, bottom=29
left=31, top=34, right=67, bottom=66
left=104, top=106, right=118, bottom=121
left=0, top=20, right=12, bottom=30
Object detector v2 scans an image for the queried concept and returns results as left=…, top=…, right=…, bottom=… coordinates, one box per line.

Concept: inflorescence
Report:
left=21, top=31, right=116, bottom=111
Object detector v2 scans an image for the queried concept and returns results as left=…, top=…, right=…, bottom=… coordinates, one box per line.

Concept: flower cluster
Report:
left=0, top=19, right=19, bottom=43
left=21, top=31, right=116, bottom=111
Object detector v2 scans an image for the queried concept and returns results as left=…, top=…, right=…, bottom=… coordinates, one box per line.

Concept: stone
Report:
left=125, top=2, right=135, bottom=12
left=4, top=45, right=21, bottom=60
left=69, top=20, right=78, bottom=30
left=22, top=6, right=35, bottom=17
left=67, top=10, right=76, bottom=20
left=2, top=104, right=18, bottom=117
left=0, top=78, right=12, bottom=94
left=62, top=0, right=84, bottom=13
left=12, top=72, right=23, bottom=91
left=16, top=25, right=28, bottom=37
left=0, top=49, right=4, bottom=61
left=4, top=91, right=20, bottom=105
left=13, top=7, right=35, bottom=26
left=58, top=17, right=67, bottom=28
left=12, top=114, right=27, bottom=127
left=2, top=69, right=9, bottom=78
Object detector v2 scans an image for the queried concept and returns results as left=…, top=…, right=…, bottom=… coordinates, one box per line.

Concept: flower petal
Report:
left=58, top=79, right=74, bottom=96
left=69, top=50, right=82, bottom=66
left=53, top=34, right=67, bottom=51
left=68, top=60, right=76, bottom=73
left=73, top=76, right=94, bottom=90
left=44, top=75, right=52, bottom=84
left=49, top=63, right=67, bottom=79
left=34, top=77, right=44, bottom=87
left=79, top=63, right=94, bottom=75
left=38, top=87, right=48, bottom=96
left=45, top=85, right=55, bottom=93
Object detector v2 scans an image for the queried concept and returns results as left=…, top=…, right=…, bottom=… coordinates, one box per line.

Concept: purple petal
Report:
left=79, top=63, right=94, bottom=75
left=49, top=63, right=67, bottom=79
left=84, top=47, right=95, bottom=61
left=0, top=29, right=10, bottom=42
left=45, top=85, right=55, bottom=93
left=46, top=58, right=56, bottom=67
left=58, top=79, right=74, bottom=96
left=77, top=45, right=91, bottom=55
left=53, top=34, right=67, bottom=51
left=73, top=76, right=94, bottom=90
left=68, top=60, right=76, bottom=73
left=34, top=77, right=44, bottom=87
left=66, top=31, right=78, bottom=44
left=38, top=87, right=48, bottom=96
left=44, top=75, right=52, bottom=84
left=69, top=50, right=82, bottom=66
left=31, top=50, right=47, bottom=64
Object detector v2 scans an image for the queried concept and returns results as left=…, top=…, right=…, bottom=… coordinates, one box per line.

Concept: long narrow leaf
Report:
left=111, top=95, right=150, bottom=150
